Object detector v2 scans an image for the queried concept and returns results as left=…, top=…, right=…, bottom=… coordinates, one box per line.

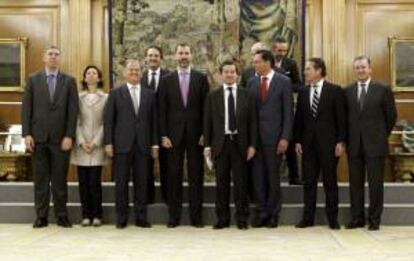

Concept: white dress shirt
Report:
left=309, top=79, right=324, bottom=107
left=223, top=84, right=238, bottom=134
left=147, top=67, right=161, bottom=91
left=127, top=82, right=141, bottom=113
left=357, top=78, right=371, bottom=99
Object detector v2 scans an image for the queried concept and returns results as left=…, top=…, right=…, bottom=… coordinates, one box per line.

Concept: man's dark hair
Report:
left=308, top=57, right=327, bottom=77
left=219, top=60, right=239, bottom=74
left=255, top=50, right=275, bottom=68
left=145, top=45, right=163, bottom=59
left=174, top=42, right=192, bottom=53
left=274, top=37, right=287, bottom=44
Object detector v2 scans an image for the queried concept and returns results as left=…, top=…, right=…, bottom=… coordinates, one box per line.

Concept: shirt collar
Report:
left=149, top=68, right=161, bottom=75
left=177, top=67, right=191, bottom=74
left=45, top=68, right=58, bottom=77
left=127, top=82, right=141, bottom=89
left=311, top=79, right=324, bottom=89
left=261, top=70, right=275, bottom=81
left=223, top=83, right=237, bottom=90
left=358, top=78, right=371, bottom=87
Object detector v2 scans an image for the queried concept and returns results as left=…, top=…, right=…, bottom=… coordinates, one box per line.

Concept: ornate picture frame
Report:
left=389, top=36, right=414, bottom=92
left=0, top=37, right=28, bottom=92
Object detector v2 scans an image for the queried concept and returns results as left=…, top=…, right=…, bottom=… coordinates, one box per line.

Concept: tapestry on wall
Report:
left=109, top=0, right=304, bottom=88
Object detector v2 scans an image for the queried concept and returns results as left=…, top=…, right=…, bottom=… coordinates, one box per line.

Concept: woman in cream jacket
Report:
left=71, top=65, right=107, bottom=227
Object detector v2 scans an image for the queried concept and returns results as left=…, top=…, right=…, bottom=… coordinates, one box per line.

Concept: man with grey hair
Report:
left=22, top=45, right=79, bottom=228
left=104, top=59, right=159, bottom=229
left=345, top=55, right=397, bottom=231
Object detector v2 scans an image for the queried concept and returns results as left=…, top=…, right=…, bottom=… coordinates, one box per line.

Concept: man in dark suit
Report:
left=159, top=43, right=210, bottom=228
left=141, top=46, right=170, bottom=203
left=204, top=60, right=258, bottom=230
left=104, top=59, right=159, bottom=229
left=294, top=58, right=346, bottom=230
left=272, top=37, right=303, bottom=185
left=345, top=56, right=397, bottom=231
left=248, top=50, right=294, bottom=228
left=22, top=46, right=79, bottom=228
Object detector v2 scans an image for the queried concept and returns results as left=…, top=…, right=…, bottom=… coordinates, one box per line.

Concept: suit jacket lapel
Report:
left=52, top=73, right=64, bottom=104
left=236, top=88, right=244, bottom=120
left=187, top=70, right=196, bottom=107
left=137, top=88, right=146, bottom=118
left=217, top=87, right=225, bottom=120
left=316, top=81, right=329, bottom=117
left=141, top=70, right=149, bottom=88
left=173, top=71, right=186, bottom=109
left=304, top=86, right=311, bottom=116
left=363, top=81, right=375, bottom=111
left=120, top=85, right=136, bottom=117
left=39, top=72, right=51, bottom=103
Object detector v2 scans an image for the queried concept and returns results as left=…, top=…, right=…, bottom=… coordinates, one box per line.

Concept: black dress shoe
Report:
left=345, top=220, right=365, bottom=229
left=135, top=220, right=152, bottom=228
left=116, top=222, right=127, bottom=229
left=252, top=218, right=268, bottom=228
left=267, top=219, right=279, bottom=228
left=33, top=218, right=48, bottom=228
left=295, top=220, right=314, bottom=228
left=213, top=222, right=230, bottom=230
left=167, top=221, right=179, bottom=228
left=57, top=217, right=72, bottom=228
left=237, top=222, right=248, bottom=230
left=192, top=223, right=204, bottom=228
left=289, top=178, right=304, bottom=185
left=368, top=224, right=380, bottom=231
left=329, top=221, right=341, bottom=230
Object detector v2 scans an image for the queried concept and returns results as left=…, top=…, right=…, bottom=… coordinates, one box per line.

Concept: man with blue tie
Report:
left=294, top=58, right=346, bottom=230
left=22, top=46, right=79, bottom=228
left=159, top=43, right=210, bottom=228
left=345, top=56, right=397, bottom=231
left=104, top=59, right=159, bottom=229
left=247, top=50, right=294, bottom=228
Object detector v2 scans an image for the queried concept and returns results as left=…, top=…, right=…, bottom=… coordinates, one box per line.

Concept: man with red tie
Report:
left=247, top=50, right=294, bottom=228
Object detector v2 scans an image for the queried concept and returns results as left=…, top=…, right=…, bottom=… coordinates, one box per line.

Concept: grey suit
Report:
left=247, top=71, right=294, bottom=224
left=22, top=70, right=79, bottom=219
left=345, top=81, right=397, bottom=226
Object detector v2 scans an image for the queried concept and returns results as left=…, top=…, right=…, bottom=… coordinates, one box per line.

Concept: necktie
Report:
left=149, top=71, right=156, bottom=90
left=260, top=76, right=268, bottom=102
left=359, top=83, right=367, bottom=110
left=311, top=85, right=319, bottom=118
left=131, top=86, right=139, bottom=114
left=47, top=74, right=56, bottom=102
left=179, top=71, right=189, bottom=107
left=227, top=87, right=236, bottom=132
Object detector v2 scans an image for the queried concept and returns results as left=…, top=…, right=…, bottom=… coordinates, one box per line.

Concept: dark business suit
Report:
left=141, top=68, right=170, bottom=203
left=279, top=57, right=301, bottom=92
left=104, top=84, right=158, bottom=225
left=247, top=71, right=294, bottom=225
left=159, top=69, right=210, bottom=226
left=22, top=70, right=79, bottom=219
left=345, top=81, right=397, bottom=227
left=204, top=86, right=258, bottom=225
left=294, top=81, right=346, bottom=225
left=240, top=66, right=283, bottom=88
left=278, top=57, right=302, bottom=183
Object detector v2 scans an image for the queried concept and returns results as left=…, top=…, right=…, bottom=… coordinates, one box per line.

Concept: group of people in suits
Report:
left=22, top=38, right=396, bottom=231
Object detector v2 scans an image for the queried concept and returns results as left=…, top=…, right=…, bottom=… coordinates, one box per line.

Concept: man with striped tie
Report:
left=293, top=58, right=346, bottom=230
